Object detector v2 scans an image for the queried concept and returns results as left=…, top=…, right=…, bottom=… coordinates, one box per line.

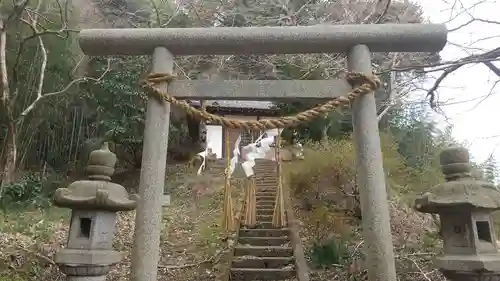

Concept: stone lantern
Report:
left=53, top=142, right=139, bottom=281
left=415, top=146, right=500, bottom=281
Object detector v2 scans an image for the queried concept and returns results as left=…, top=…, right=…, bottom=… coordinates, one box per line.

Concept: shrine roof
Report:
left=189, top=100, right=275, bottom=110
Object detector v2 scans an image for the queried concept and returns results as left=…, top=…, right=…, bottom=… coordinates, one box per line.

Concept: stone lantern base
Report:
left=442, top=270, right=500, bottom=281
left=436, top=254, right=500, bottom=281
left=55, top=248, right=122, bottom=280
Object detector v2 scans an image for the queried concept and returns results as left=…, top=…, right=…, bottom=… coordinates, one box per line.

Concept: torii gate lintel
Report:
left=79, top=24, right=447, bottom=56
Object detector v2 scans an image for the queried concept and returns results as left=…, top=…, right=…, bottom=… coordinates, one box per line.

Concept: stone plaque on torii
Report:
left=76, top=24, right=448, bottom=281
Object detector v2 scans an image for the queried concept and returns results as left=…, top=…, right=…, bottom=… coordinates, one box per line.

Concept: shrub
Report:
left=0, top=173, right=62, bottom=210
left=308, top=237, right=350, bottom=268
left=284, top=133, right=444, bottom=213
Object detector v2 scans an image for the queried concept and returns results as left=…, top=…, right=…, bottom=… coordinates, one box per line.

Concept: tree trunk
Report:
left=1, top=119, right=17, bottom=186
left=200, top=100, right=207, bottom=150
left=321, top=116, right=331, bottom=144
left=321, top=125, right=328, bottom=144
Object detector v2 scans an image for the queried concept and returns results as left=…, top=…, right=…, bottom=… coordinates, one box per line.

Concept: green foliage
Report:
left=308, top=237, right=349, bottom=268
left=0, top=275, right=26, bottom=281
left=84, top=57, right=148, bottom=158
left=0, top=173, right=54, bottom=210
left=421, top=229, right=441, bottom=252
left=386, top=102, right=442, bottom=170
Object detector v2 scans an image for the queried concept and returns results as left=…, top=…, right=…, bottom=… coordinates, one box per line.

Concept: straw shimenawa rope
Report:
left=142, top=72, right=380, bottom=130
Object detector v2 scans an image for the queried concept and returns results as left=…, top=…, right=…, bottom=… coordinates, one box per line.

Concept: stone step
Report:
left=239, top=228, right=289, bottom=237
left=238, top=236, right=289, bottom=246
left=257, top=209, right=274, bottom=215
left=257, top=189, right=277, bottom=193
left=256, top=222, right=274, bottom=229
left=256, top=187, right=277, bottom=191
left=257, top=214, right=273, bottom=222
left=257, top=201, right=275, bottom=207
left=256, top=183, right=278, bottom=186
left=257, top=205, right=275, bottom=210
left=230, top=267, right=296, bottom=280
left=234, top=245, right=293, bottom=257
left=256, top=196, right=276, bottom=201
left=256, top=193, right=276, bottom=197
left=257, top=188, right=276, bottom=191
left=232, top=256, right=294, bottom=268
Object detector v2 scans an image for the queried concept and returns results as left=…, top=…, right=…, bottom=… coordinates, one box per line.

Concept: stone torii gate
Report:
left=78, top=24, right=447, bottom=281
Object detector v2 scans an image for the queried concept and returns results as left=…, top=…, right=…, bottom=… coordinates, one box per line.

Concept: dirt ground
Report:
left=1, top=163, right=447, bottom=281
left=291, top=199, right=446, bottom=281
left=0, top=167, right=243, bottom=281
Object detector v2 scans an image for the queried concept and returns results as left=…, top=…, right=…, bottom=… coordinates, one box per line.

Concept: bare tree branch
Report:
left=484, top=61, right=500, bottom=76
left=30, top=0, right=48, bottom=112
left=426, top=47, right=500, bottom=108
left=11, top=1, right=78, bottom=95
left=361, top=0, right=392, bottom=24
left=448, top=17, right=500, bottom=32
left=20, top=58, right=112, bottom=117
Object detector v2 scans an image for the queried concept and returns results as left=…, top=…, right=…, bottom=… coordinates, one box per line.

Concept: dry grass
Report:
left=283, top=135, right=446, bottom=281
left=0, top=167, right=245, bottom=281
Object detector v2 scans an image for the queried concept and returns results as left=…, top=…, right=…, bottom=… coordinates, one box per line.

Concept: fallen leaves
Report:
left=0, top=167, right=238, bottom=281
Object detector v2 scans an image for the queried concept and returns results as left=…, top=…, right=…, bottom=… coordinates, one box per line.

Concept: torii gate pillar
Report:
left=348, top=45, right=397, bottom=280
left=129, top=47, right=172, bottom=281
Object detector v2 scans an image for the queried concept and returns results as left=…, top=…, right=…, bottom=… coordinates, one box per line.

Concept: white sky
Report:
left=416, top=0, right=500, bottom=163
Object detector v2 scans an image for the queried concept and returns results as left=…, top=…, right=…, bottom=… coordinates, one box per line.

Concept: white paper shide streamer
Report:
left=228, top=134, right=242, bottom=178
left=196, top=141, right=212, bottom=175
left=197, top=134, right=242, bottom=177
left=241, top=128, right=282, bottom=177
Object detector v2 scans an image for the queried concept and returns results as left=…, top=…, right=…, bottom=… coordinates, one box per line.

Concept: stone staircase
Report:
left=230, top=159, right=296, bottom=281
left=205, top=159, right=247, bottom=179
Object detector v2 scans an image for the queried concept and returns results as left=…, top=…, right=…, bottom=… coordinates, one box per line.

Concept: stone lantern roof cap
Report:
left=53, top=142, right=139, bottom=212
left=415, top=146, right=500, bottom=214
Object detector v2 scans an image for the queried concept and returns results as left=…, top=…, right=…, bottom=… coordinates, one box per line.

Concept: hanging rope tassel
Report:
left=243, top=175, right=257, bottom=228
left=222, top=132, right=235, bottom=232
left=272, top=135, right=287, bottom=228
